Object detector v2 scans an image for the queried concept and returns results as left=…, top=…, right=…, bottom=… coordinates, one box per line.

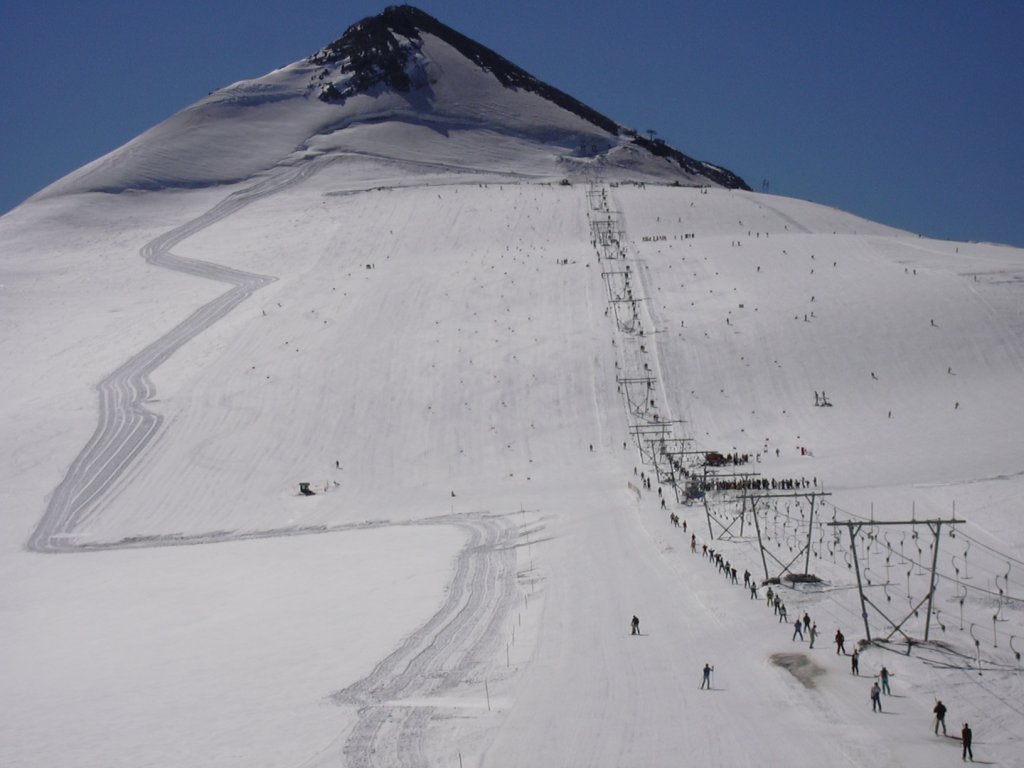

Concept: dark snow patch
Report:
left=770, top=653, right=826, bottom=689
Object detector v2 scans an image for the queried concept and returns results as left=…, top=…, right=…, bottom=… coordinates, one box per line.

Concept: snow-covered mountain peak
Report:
left=30, top=5, right=747, bottom=202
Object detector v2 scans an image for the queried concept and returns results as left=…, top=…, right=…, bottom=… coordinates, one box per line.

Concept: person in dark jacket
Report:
left=700, top=663, right=713, bottom=690
left=631, top=615, right=640, bottom=635
left=933, top=700, right=947, bottom=735
left=961, top=723, right=973, bottom=761
left=879, top=666, right=891, bottom=695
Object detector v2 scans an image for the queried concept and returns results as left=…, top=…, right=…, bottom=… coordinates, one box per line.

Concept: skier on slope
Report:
left=933, top=700, right=947, bottom=735
left=631, top=615, right=640, bottom=635
left=792, top=619, right=804, bottom=641
left=961, top=723, right=973, bottom=761
left=870, top=682, right=882, bottom=712
left=835, top=629, right=846, bottom=655
left=700, top=663, right=714, bottom=689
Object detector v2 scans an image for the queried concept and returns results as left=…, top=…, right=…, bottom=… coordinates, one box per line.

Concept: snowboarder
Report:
left=879, top=666, right=891, bottom=695
left=700, top=663, right=714, bottom=689
left=631, top=615, right=640, bottom=635
left=870, top=682, right=882, bottom=712
left=792, top=619, right=804, bottom=641
left=933, top=700, right=947, bottom=735
left=835, top=629, right=846, bottom=655
left=961, top=723, right=973, bottom=761
left=851, top=649, right=860, bottom=675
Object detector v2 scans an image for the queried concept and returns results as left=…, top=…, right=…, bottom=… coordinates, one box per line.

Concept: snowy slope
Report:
left=4, top=161, right=1024, bottom=767
left=2, top=6, right=1024, bottom=768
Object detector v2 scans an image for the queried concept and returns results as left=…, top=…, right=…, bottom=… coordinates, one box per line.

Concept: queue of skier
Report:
left=638, top=493, right=980, bottom=759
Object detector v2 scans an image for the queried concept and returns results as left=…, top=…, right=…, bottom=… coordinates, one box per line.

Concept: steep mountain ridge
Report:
left=30, top=5, right=746, bottom=202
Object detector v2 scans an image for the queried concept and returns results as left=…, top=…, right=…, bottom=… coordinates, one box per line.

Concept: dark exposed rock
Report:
left=310, top=5, right=749, bottom=190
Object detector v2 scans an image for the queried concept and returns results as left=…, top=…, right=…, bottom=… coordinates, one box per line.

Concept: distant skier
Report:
left=933, top=700, right=947, bottom=735
left=700, top=663, right=714, bottom=689
left=809, top=623, right=818, bottom=649
left=851, top=649, right=860, bottom=675
left=631, top=615, right=640, bottom=636
left=879, top=666, right=891, bottom=695
left=870, top=682, right=882, bottom=712
left=835, top=629, right=846, bottom=655
left=961, top=723, right=973, bottom=761
left=802, top=613, right=811, bottom=633
left=792, top=619, right=804, bottom=641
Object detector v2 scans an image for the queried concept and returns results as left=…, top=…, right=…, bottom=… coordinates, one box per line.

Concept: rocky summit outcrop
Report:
left=308, top=5, right=749, bottom=189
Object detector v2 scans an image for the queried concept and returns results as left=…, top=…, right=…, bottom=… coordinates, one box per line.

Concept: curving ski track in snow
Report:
left=27, top=161, right=331, bottom=553
left=331, top=513, right=518, bottom=768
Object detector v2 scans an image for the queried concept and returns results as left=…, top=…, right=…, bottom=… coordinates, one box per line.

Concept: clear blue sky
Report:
left=2, top=1, right=1022, bottom=246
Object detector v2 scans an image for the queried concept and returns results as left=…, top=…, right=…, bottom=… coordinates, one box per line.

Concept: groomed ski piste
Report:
left=5, top=150, right=1024, bottom=766
left=3, top=13, right=1024, bottom=768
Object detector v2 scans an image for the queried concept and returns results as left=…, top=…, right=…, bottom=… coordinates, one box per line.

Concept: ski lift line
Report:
left=824, top=499, right=1024, bottom=571
left=954, top=531, right=1024, bottom=568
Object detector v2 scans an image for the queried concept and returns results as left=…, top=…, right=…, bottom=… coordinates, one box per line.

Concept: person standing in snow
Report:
left=851, top=649, right=860, bottom=675
left=933, top=700, right=947, bottom=735
left=700, top=663, right=713, bottom=689
left=961, top=723, right=973, bottom=761
left=631, top=615, right=640, bottom=635
left=802, top=613, right=811, bottom=633
left=792, top=619, right=804, bottom=641
left=870, top=682, right=882, bottom=712
left=835, top=629, right=846, bottom=655
left=809, top=623, right=818, bottom=649
left=879, top=666, right=891, bottom=695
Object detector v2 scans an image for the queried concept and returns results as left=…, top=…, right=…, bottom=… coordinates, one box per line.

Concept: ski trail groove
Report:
left=28, top=160, right=332, bottom=553
left=333, top=513, right=519, bottom=768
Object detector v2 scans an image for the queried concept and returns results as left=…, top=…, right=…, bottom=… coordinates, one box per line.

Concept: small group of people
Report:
left=790, top=612, right=817, bottom=647
left=933, top=700, right=974, bottom=761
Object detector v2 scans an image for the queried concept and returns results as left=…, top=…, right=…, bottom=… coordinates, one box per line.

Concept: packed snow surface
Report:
left=2, top=150, right=1024, bottom=767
